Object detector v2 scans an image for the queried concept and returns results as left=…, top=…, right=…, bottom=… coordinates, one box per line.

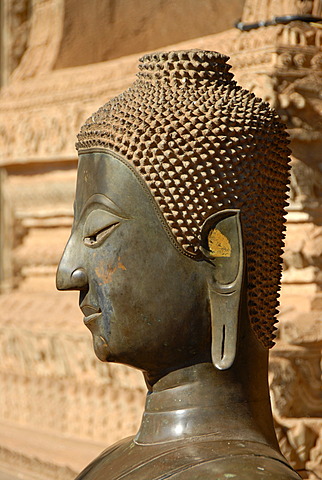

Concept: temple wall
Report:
left=0, top=1, right=321, bottom=479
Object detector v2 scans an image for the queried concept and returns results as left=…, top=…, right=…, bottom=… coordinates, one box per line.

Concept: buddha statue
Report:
left=56, top=50, right=301, bottom=479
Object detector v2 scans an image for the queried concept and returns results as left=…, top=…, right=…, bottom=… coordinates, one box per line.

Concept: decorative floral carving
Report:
left=278, top=52, right=294, bottom=67
left=311, top=52, right=322, bottom=69
left=242, top=0, right=321, bottom=25
left=294, top=52, right=307, bottom=68
left=0, top=310, right=145, bottom=442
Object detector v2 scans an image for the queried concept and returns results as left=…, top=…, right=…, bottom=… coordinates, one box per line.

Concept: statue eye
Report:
left=83, top=222, right=120, bottom=247
left=83, top=209, right=122, bottom=248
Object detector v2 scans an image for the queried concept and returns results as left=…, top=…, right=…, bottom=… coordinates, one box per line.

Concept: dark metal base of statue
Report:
left=56, top=51, right=302, bottom=479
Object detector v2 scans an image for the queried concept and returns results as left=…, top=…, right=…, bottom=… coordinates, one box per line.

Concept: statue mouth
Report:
left=80, top=304, right=102, bottom=325
left=83, top=312, right=102, bottom=326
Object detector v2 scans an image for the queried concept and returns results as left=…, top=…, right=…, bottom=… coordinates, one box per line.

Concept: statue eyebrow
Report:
left=78, top=193, right=128, bottom=220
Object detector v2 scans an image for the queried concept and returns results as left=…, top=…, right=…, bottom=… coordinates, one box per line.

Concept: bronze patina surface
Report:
left=56, top=51, right=301, bottom=479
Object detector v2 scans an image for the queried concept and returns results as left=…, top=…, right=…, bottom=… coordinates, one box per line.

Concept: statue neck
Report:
left=135, top=362, right=279, bottom=449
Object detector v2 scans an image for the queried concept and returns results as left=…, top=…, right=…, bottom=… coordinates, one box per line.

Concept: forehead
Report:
left=75, top=151, right=155, bottom=219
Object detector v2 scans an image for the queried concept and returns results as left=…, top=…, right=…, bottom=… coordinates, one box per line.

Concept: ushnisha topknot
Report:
left=76, top=50, right=290, bottom=348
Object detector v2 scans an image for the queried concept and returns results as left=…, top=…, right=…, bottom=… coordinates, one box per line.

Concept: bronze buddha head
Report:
left=56, top=50, right=290, bottom=382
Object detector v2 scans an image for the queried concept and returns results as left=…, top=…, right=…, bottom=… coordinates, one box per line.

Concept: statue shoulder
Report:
left=75, top=437, right=301, bottom=480
left=75, top=436, right=135, bottom=480
left=170, top=455, right=302, bottom=480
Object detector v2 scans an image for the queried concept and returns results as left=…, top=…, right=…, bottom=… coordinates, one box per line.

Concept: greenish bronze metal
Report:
left=56, top=150, right=301, bottom=479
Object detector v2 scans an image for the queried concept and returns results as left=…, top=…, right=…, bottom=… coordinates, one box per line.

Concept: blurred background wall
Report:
left=0, top=1, right=321, bottom=479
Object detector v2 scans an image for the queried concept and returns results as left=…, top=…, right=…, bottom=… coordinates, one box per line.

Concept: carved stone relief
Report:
left=274, top=417, right=321, bottom=479
left=0, top=290, right=145, bottom=443
left=241, top=0, right=322, bottom=24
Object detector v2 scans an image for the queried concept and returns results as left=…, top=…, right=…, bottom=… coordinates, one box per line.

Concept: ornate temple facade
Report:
left=0, top=0, right=321, bottom=478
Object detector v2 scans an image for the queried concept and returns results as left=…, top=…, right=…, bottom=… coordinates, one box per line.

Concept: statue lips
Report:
left=80, top=305, right=102, bottom=326
left=83, top=312, right=102, bottom=327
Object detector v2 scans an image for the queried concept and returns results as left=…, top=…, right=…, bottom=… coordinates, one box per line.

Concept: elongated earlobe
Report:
left=200, top=209, right=245, bottom=370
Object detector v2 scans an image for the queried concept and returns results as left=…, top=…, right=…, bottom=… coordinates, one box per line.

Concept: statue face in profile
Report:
left=57, top=151, right=211, bottom=379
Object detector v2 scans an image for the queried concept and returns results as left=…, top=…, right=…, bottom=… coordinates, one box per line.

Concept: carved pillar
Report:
left=0, top=0, right=32, bottom=85
left=0, top=168, right=12, bottom=292
left=0, top=0, right=9, bottom=87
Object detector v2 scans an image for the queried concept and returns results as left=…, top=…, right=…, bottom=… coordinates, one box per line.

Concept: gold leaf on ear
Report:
left=208, top=228, right=231, bottom=257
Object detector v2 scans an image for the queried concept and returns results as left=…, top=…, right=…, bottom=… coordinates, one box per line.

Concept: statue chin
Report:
left=93, top=335, right=110, bottom=362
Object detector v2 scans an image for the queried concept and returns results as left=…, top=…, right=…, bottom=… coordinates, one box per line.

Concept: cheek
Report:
left=108, top=261, right=200, bottom=335
left=97, top=284, right=113, bottom=322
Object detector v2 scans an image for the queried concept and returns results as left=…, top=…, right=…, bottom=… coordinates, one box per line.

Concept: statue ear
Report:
left=200, top=209, right=245, bottom=371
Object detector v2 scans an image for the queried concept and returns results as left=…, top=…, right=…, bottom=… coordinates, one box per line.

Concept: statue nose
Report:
left=71, top=268, right=88, bottom=288
left=56, top=266, right=88, bottom=291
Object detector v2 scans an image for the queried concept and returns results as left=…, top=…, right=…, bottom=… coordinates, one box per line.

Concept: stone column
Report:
left=0, top=0, right=9, bottom=87
left=0, top=167, right=12, bottom=292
